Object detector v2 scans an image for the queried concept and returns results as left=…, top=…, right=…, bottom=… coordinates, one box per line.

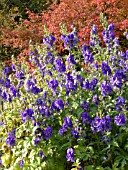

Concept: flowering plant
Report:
left=0, top=13, right=128, bottom=170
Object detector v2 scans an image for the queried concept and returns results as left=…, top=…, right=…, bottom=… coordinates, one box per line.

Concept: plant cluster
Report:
left=0, top=13, right=128, bottom=170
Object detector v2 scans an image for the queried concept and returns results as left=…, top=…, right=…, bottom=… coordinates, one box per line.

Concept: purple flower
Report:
left=82, top=44, right=94, bottom=64
left=58, top=127, right=67, bottom=136
left=39, top=151, right=45, bottom=160
left=100, top=80, right=113, bottom=97
left=101, top=62, right=111, bottom=76
left=108, top=24, right=114, bottom=31
left=91, top=116, right=102, bottom=134
left=101, top=116, right=112, bottom=133
left=10, top=85, right=20, bottom=98
left=81, top=100, right=90, bottom=111
left=82, top=79, right=91, bottom=90
left=116, top=96, right=125, bottom=111
left=0, top=122, right=4, bottom=126
left=7, top=94, right=12, bottom=103
left=71, top=129, right=79, bottom=139
left=49, top=79, right=58, bottom=91
left=114, top=114, right=126, bottom=126
left=83, top=52, right=94, bottom=64
left=66, top=148, right=74, bottom=162
left=92, top=94, right=100, bottom=105
left=43, top=35, right=55, bottom=49
left=19, top=159, right=24, bottom=168
left=6, top=129, right=16, bottom=147
left=15, top=71, right=25, bottom=80
left=44, top=51, right=54, bottom=64
left=63, top=116, right=73, bottom=128
left=91, top=25, right=97, bottom=34
left=81, top=112, right=92, bottom=124
left=110, top=76, right=122, bottom=89
left=100, top=135, right=111, bottom=144
left=90, top=78, right=98, bottom=90
left=67, top=54, right=76, bottom=69
left=55, top=58, right=66, bottom=73
left=58, top=117, right=73, bottom=135
left=29, top=51, right=34, bottom=56
left=114, top=70, right=126, bottom=81
left=61, top=30, right=79, bottom=50
left=77, top=74, right=83, bottom=86
left=92, top=62, right=98, bottom=71
left=18, top=81, right=24, bottom=89
left=43, top=91, right=47, bottom=100
left=1, top=91, right=7, bottom=101
left=34, top=136, right=41, bottom=146
left=120, top=51, right=126, bottom=59
left=5, top=78, right=11, bottom=88
left=64, top=73, right=77, bottom=94
left=2, top=66, right=10, bottom=77
left=26, top=108, right=34, bottom=118
left=43, top=126, right=52, bottom=140
left=12, top=64, right=16, bottom=71
left=52, top=99, right=64, bottom=111
left=31, top=86, right=42, bottom=94
left=116, top=96, right=125, bottom=105
left=20, top=108, right=34, bottom=122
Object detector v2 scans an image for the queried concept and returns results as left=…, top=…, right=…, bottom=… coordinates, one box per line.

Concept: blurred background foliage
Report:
left=0, top=0, right=127, bottom=65
left=0, top=0, right=56, bottom=63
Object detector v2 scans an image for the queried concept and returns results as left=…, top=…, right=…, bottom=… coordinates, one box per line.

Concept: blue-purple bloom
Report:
left=77, top=74, right=84, bottom=86
left=55, top=58, right=66, bottom=73
left=58, top=117, right=73, bottom=136
left=61, top=30, right=79, bottom=50
left=101, top=62, right=111, bottom=76
left=49, top=79, right=58, bottom=91
left=20, top=108, right=34, bottom=122
left=100, top=80, right=113, bottom=97
left=43, top=35, right=56, bottom=49
left=63, top=117, right=73, bottom=129
left=64, top=73, right=77, bottom=94
left=91, top=116, right=102, bottom=134
left=38, top=151, right=45, bottom=160
left=19, top=159, right=24, bottom=168
left=34, top=136, right=41, bottom=146
left=116, top=96, right=125, bottom=111
left=92, top=94, right=100, bottom=105
left=10, top=85, right=20, bottom=98
left=101, top=116, right=112, bottom=133
left=25, top=79, right=42, bottom=94
left=6, top=129, right=16, bottom=147
left=2, top=66, right=10, bottom=77
left=1, top=90, right=7, bottom=101
left=81, top=112, right=92, bottom=124
left=52, top=99, right=64, bottom=111
left=4, top=78, right=11, bottom=88
left=108, top=24, right=114, bottom=31
left=81, top=100, right=90, bottom=111
left=114, top=114, right=126, bottom=126
left=82, top=44, right=94, bottom=64
left=82, top=78, right=98, bottom=91
left=66, top=148, right=74, bottom=162
left=67, top=54, right=76, bottom=69
left=110, top=76, right=122, bottom=89
left=43, top=126, right=52, bottom=140
left=15, top=71, right=25, bottom=80
left=71, top=129, right=79, bottom=139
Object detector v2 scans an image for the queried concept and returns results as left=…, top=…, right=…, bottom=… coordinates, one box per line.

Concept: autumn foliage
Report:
left=0, top=0, right=128, bottom=62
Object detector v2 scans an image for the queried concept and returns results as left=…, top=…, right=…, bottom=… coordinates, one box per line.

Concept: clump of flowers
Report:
left=0, top=13, right=127, bottom=170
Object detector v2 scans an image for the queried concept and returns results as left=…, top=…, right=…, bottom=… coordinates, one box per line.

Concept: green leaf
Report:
left=1, top=152, right=11, bottom=167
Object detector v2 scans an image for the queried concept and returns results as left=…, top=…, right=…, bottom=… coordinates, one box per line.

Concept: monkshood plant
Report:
left=0, top=13, right=128, bottom=170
